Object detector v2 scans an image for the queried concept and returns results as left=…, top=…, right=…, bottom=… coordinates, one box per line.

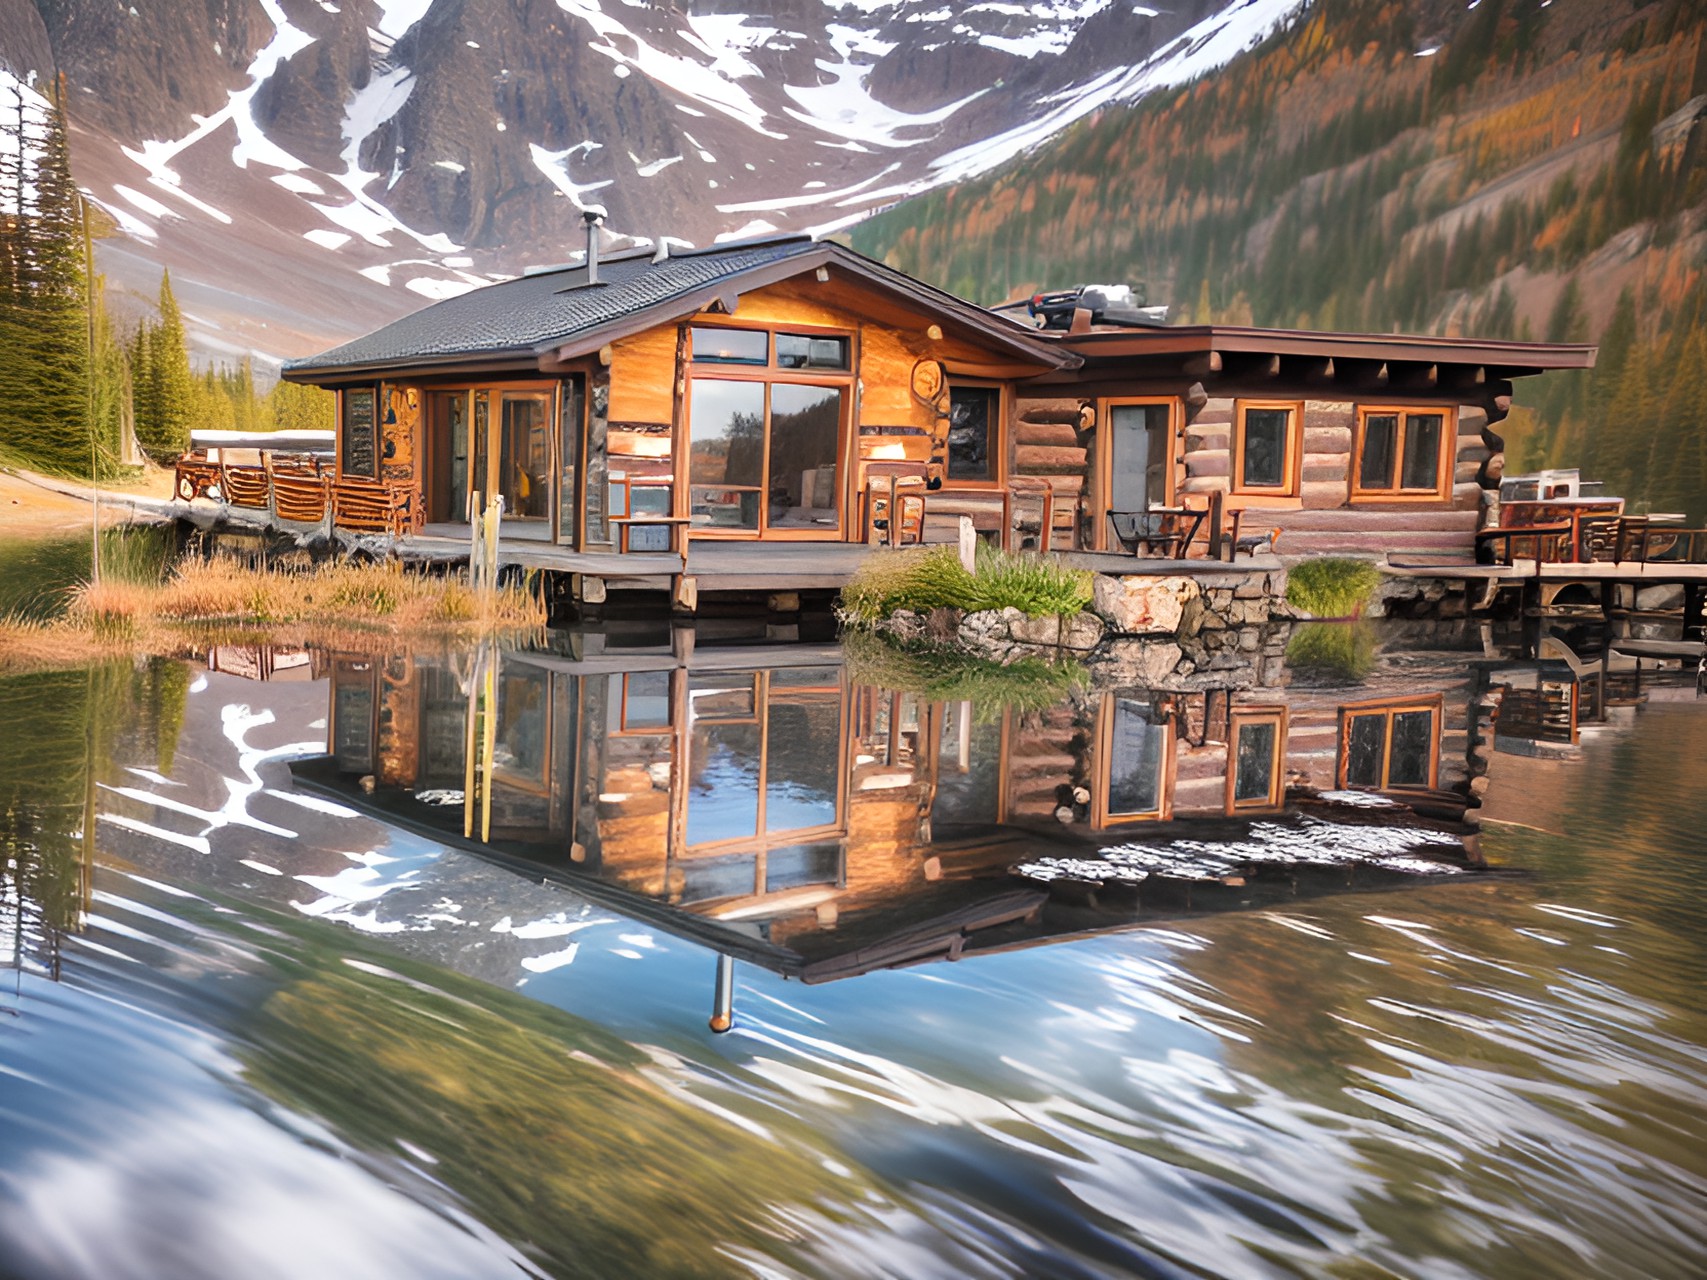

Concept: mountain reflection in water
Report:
left=2, top=625, right=1706, bottom=1279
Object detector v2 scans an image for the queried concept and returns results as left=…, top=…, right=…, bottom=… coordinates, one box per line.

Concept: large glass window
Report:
left=1228, top=708, right=1286, bottom=811
left=1098, top=694, right=1171, bottom=825
left=689, top=379, right=766, bottom=531
left=1339, top=701, right=1439, bottom=791
left=1235, top=402, right=1298, bottom=493
left=685, top=325, right=851, bottom=538
left=1108, top=401, right=1171, bottom=513
left=947, top=386, right=1000, bottom=483
left=1354, top=408, right=1451, bottom=499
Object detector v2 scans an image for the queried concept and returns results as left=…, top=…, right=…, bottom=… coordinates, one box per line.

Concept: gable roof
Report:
left=283, top=236, right=1072, bottom=380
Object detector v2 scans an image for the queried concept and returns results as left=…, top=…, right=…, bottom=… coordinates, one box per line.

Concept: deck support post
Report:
left=709, top=953, right=735, bottom=1033
left=957, top=515, right=976, bottom=573
left=673, top=574, right=699, bottom=613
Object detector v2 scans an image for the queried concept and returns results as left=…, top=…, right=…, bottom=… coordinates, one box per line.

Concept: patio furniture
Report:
left=1106, top=504, right=1207, bottom=559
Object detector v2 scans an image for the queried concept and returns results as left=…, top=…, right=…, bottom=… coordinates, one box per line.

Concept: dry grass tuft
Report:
left=68, top=557, right=544, bottom=631
left=2, top=556, right=545, bottom=674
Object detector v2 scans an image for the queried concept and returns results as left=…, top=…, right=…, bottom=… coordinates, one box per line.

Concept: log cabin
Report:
left=273, top=233, right=1596, bottom=587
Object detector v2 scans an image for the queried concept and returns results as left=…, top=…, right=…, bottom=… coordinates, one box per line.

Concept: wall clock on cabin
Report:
left=911, top=359, right=945, bottom=404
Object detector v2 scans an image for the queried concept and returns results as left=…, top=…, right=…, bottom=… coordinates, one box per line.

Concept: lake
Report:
left=3, top=540, right=1706, bottom=1279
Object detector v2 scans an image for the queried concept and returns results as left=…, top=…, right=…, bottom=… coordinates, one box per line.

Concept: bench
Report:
left=332, top=477, right=417, bottom=536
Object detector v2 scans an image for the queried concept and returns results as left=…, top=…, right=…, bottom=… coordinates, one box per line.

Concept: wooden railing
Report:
left=173, top=454, right=419, bottom=536
left=1482, top=511, right=1707, bottom=567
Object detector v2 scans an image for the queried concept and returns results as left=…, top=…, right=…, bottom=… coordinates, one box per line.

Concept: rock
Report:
left=1636, top=583, right=1684, bottom=611
left=1238, top=628, right=1260, bottom=652
left=883, top=609, right=925, bottom=642
left=1062, top=612, right=1105, bottom=651
left=1010, top=613, right=1063, bottom=647
left=1178, top=596, right=1206, bottom=639
left=1233, top=577, right=1265, bottom=599
left=925, top=606, right=962, bottom=643
left=1092, top=574, right=1199, bottom=635
left=1099, top=640, right=1184, bottom=686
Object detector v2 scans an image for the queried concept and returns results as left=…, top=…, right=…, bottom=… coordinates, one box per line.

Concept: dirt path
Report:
left=0, top=467, right=176, bottom=539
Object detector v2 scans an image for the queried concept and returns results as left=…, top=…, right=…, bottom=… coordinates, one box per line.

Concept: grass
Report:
left=0, top=556, right=545, bottom=675
left=1285, top=557, right=1383, bottom=618
left=840, top=543, right=1093, bottom=624
left=1284, top=621, right=1378, bottom=683
left=843, top=630, right=1087, bottom=719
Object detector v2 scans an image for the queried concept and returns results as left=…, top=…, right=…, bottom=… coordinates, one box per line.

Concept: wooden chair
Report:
left=220, top=462, right=271, bottom=510
left=174, top=456, right=222, bottom=501
left=267, top=454, right=331, bottom=524
left=1106, top=504, right=1206, bottom=559
left=333, top=477, right=417, bottom=536
left=861, top=460, right=929, bottom=547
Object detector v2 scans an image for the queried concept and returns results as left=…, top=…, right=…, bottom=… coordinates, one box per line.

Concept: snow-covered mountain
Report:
left=8, top=0, right=1308, bottom=366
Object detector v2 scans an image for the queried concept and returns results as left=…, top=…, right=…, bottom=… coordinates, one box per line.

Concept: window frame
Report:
left=1226, top=706, right=1288, bottom=814
left=681, top=318, right=857, bottom=541
left=337, top=385, right=380, bottom=481
left=1336, top=694, right=1443, bottom=792
left=1349, top=405, right=1457, bottom=504
left=942, top=380, right=1008, bottom=490
left=1096, top=396, right=1179, bottom=551
left=1092, top=692, right=1176, bottom=828
left=680, top=669, right=850, bottom=857
left=616, top=670, right=674, bottom=735
left=1230, top=399, right=1304, bottom=498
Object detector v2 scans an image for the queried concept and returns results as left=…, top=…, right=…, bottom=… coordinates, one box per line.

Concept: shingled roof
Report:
left=284, top=235, right=1070, bottom=379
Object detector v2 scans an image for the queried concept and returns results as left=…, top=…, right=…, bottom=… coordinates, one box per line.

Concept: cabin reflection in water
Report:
left=295, top=638, right=1490, bottom=988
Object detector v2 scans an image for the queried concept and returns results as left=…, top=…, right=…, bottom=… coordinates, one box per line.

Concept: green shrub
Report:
left=840, top=543, right=1093, bottom=623
left=1285, top=557, right=1383, bottom=617
left=843, top=631, right=1085, bottom=719
left=1285, top=621, right=1377, bottom=682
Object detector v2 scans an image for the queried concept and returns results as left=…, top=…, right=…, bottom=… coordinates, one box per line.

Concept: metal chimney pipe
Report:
left=709, top=952, right=735, bottom=1033
left=583, top=207, right=605, bottom=285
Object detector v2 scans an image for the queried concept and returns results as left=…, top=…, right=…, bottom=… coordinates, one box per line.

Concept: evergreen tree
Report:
left=89, top=277, right=128, bottom=474
left=24, top=93, right=90, bottom=473
left=134, top=270, right=191, bottom=460
left=266, top=378, right=334, bottom=432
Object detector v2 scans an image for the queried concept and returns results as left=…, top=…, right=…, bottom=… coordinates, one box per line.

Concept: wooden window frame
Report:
left=329, top=658, right=380, bottom=773
left=1349, top=405, right=1457, bottom=504
left=1230, top=399, right=1304, bottom=498
left=680, top=318, right=858, bottom=542
left=616, top=670, right=674, bottom=735
left=1225, top=706, right=1288, bottom=814
left=1095, top=396, right=1179, bottom=551
left=680, top=670, right=850, bottom=857
left=943, top=380, right=1009, bottom=491
left=1092, top=692, right=1176, bottom=829
left=337, top=385, right=380, bottom=481
left=1336, top=694, right=1442, bottom=792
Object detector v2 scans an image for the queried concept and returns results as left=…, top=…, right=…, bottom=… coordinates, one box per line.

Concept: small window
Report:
left=1096, top=694, right=1171, bottom=826
left=1353, top=408, right=1452, bottom=500
left=620, top=671, right=671, bottom=731
left=1339, top=700, right=1440, bottom=791
left=339, top=386, right=378, bottom=478
left=1233, top=402, right=1300, bottom=495
left=947, top=386, right=1000, bottom=483
left=776, top=333, right=849, bottom=370
left=690, top=327, right=768, bottom=365
left=1227, top=708, right=1287, bottom=812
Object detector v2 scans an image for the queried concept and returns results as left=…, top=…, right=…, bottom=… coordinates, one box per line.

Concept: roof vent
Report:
left=651, top=235, right=670, bottom=265
left=583, top=207, right=606, bottom=285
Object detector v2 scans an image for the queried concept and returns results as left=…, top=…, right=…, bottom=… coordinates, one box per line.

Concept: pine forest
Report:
left=851, top=0, right=1707, bottom=518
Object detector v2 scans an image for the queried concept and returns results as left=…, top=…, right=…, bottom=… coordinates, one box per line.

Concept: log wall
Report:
left=1179, top=397, right=1491, bottom=558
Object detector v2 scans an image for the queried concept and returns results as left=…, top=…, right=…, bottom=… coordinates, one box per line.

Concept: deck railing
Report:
left=173, top=454, right=419, bottom=536
left=1486, top=501, right=1707, bottom=567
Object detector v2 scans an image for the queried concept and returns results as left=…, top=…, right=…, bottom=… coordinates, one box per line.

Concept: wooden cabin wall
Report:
left=603, top=277, right=1025, bottom=487
left=378, top=383, right=420, bottom=488
left=1180, top=397, right=1490, bottom=557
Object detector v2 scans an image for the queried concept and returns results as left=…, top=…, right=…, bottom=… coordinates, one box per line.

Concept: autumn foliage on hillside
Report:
left=853, top=0, right=1707, bottom=517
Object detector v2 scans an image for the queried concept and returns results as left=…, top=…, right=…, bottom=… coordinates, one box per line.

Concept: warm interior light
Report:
left=867, top=443, right=906, bottom=460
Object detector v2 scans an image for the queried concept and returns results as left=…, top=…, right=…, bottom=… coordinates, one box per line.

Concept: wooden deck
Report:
left=177, top=497, right=1284, bottom=594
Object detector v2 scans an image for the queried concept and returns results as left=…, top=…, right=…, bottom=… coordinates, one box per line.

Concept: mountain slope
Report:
left=23, top=0, right=1312, bottom=367
left=851, top=0, right=1707, bottom=518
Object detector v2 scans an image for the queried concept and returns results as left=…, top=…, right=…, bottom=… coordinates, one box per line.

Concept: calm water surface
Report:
left=2, top=587, right=1705, bottom=1277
